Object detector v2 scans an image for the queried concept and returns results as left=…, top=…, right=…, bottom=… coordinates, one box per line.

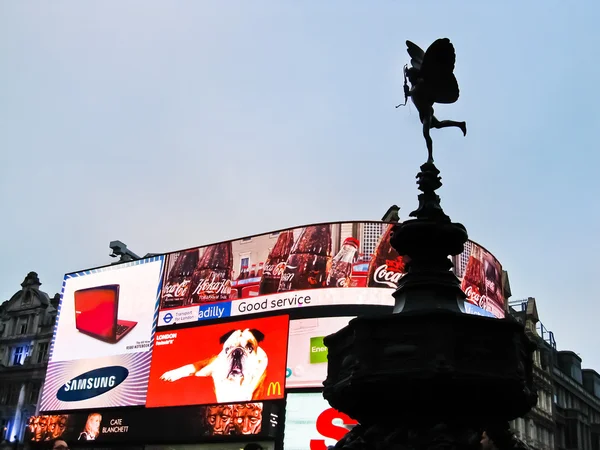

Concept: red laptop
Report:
left=74, top=284, right=137, bottom=343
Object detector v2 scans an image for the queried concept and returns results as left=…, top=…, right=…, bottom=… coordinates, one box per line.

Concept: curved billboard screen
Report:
left=157, top=222, right=404, bottom=327
left=453, top=240, right=505, bottom=318
left=39, top=221, right=506, bottom=414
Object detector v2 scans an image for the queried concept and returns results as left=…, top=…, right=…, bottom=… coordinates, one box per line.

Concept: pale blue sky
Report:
left=1, top=2, right=599, bottom=368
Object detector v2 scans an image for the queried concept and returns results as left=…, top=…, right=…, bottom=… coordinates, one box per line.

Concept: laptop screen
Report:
left=74, top=285, right=119, bottom=340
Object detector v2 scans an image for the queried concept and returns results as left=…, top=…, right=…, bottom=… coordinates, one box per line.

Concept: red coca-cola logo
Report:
left=163, top=280, right=190, bottom=298
left=336, top=277, right=348, bottom=287
left=192, top=277, right=232, bottom=296
left=279, top=270, right=295, bottom=284
left=273, top=261, right=287, bottom=277
left=464, top=285, right=492, bottom=311
left=372, top=264, right=403, bottom=288
left=263, top=261, right=287, bottom=277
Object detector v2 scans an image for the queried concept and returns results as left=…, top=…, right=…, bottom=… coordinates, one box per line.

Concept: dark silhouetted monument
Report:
left=323, top=39, right=536, bottom=450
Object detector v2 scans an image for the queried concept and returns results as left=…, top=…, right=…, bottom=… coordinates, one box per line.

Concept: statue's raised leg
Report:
left=432, top=116, right=467, bottom=136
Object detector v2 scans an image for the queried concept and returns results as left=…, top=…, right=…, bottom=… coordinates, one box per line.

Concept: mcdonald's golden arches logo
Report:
left=267, top=382, right=281, bottom=396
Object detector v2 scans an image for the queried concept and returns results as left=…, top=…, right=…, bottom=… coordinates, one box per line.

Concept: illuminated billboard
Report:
left=40, top=256, right=164, bottom=412
left=453, top=240, right=505, bottom=318
left=25, top=402, right=280, bottom=442
left=157, top=222, right=404, bottom=327
left=146, top=315, right=289, bottom=407
left=37, top=220, right=506, bottom=416
left=284, top=393, right=357, bottom=450
left=286, top=317, right=354, bottom=388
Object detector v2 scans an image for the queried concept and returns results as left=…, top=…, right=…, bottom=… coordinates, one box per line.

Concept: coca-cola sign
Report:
left=191, top=277, right=231, bottom=297
left=371, top=264, right=404, bottom=289
left=453, top=240, right=505, bottom=319
left=273, top=261, right=287, bottom=277
left=162, top=280, right=191, bottom=299
left=152, top=221, right=506, bottom=325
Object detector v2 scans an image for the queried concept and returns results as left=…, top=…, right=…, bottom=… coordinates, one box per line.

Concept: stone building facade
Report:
left=552, top=351, right=600, bottom=450
left=509, top=297, right=557, bottom=450
left=510, top=297, right=600, bottom=450
left=0, top=273, right=58, bottom=445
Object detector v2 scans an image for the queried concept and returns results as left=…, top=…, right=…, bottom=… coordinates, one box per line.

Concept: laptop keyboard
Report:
left=116, top=324, right=129, bottom=335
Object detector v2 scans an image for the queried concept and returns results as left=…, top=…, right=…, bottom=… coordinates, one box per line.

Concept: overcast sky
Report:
left=1, top=2, right=599, bottom=369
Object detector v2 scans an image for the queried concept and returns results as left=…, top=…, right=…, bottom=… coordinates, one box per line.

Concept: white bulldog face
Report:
left=219, top=328, right=265, bottom=381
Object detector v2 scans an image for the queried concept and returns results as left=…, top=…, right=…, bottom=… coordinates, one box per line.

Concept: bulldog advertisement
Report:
left=39, top=256, right=164, bottom=412
left=146, top=315, right=289, bottom=407
left=156, top=222, right=404, bottom=328
left=25, top=402, right=280, bottom=443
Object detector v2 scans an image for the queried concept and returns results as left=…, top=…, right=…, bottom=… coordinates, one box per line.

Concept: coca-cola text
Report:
left=192, top=276, right=232, bottom=297
left=371, top=264, right=403, bottom=288
left=162, top=280, right=191, bottom=299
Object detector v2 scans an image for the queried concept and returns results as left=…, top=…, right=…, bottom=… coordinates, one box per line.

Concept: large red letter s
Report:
left=309, top=408, right=358, bottom=450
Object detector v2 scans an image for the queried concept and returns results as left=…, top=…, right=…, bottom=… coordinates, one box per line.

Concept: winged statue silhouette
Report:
left=397, top=38, right=467, bottom=163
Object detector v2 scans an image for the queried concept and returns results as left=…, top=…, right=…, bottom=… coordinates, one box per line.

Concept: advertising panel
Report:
left=286, top=317, right=354, bottom=388
left=25, top=402, right=280, bottom=443
left=146, top=315, right=289, bottom=408
left=40, top=256, right=164, bottom=412
left=157, top=222, right=405, bottom=327
left=284, top=393, right=357, bottom=450
left=454, top=240, right=505, bottom=318
left=147, top=443, right=274, bottom=450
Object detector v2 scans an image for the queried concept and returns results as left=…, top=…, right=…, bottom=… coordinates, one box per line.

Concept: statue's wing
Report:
left=421, top=38, right=460, bottom=104
left=406, top=40, right=425, bottom=71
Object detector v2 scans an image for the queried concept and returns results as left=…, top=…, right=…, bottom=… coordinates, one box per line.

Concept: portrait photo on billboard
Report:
left=157, top=222, right=405, bottom=327
left=25, top=414, right=72, bottom=442
left=146, top=442, right=274, bottom=450
left=27, top=402, right=279, bottom=444
left=27, top=410, right=140, bottom=443
left=51, top=256, right=164, bottom=363
left=167, top=401, right=281, bottom=438
left=454, top=241, right=505, bottom=318
left=284, top=392, right=357, bottom=450
left=286, top=317, right=354, bottom=388
left=146, top=315, right=289, bottom=407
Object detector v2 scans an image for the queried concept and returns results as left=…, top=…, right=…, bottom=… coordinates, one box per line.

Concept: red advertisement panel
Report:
left=284, top=392, right=357, bottom=450
left=146, top=315, right=289, bottom=407
left=454, top=240, right=505, bottom=318
left=157, top=222, right=407, bottom=328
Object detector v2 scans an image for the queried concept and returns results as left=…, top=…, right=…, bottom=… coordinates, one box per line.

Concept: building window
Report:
left=7, top=384, right=20, bottom=405
left=36, top=342, right=49, bottom=364
left=17, top=318, right=28, bottom=335
left=240, top=257, right=249, bottom=273
left=240, top=237, right=252, bottom=243
left=0, top=385, right=7, bottom=404
left=12, top=346, right=24, bottom=366
left=28, top=383, right=40, bottom=404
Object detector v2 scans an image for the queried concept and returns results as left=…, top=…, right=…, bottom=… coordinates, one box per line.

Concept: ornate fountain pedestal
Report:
left=322, top=162, right=537, bottom=450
